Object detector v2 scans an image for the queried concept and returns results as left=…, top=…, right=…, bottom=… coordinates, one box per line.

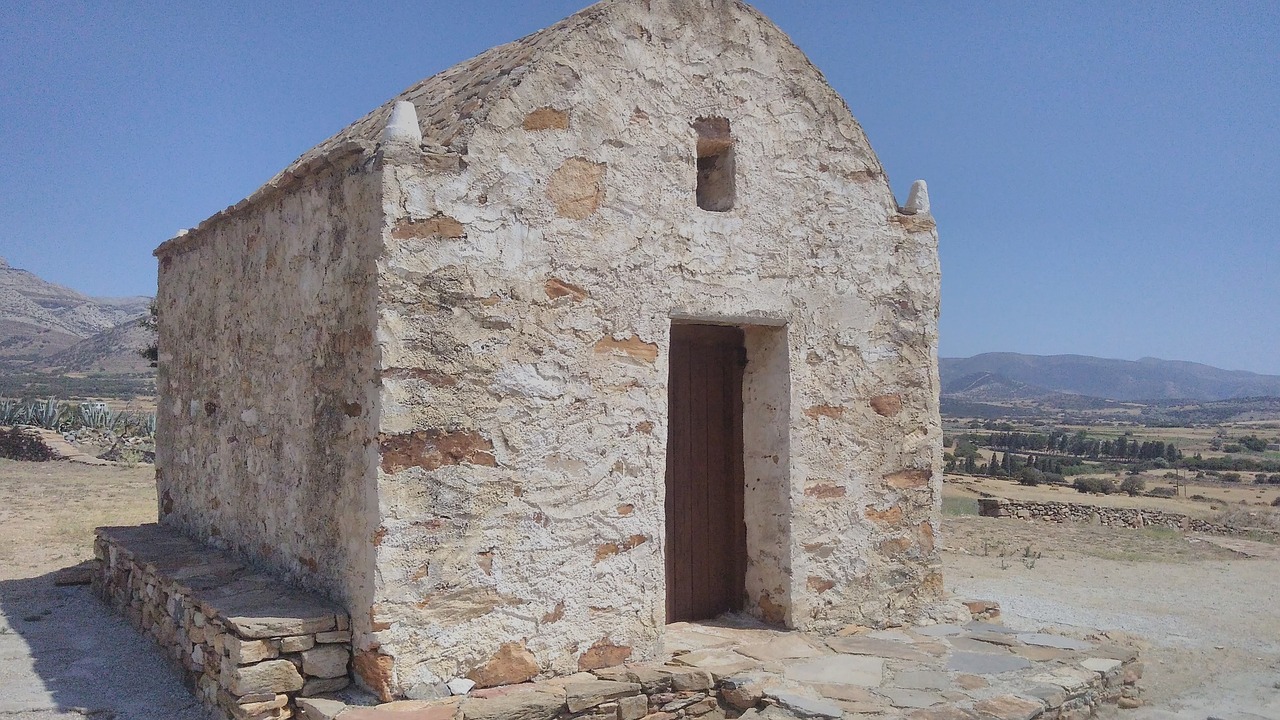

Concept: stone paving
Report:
left=300, top=611, right=1142, bottom=720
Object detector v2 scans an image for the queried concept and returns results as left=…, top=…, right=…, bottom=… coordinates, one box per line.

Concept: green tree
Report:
left=1120, top=476, right=1146, bottom=496
left=1239, top=435, right=1268, bottom=452
left=1017, top=467, right=1042, bottom=486
left=139, top=300, right=158, bottom=367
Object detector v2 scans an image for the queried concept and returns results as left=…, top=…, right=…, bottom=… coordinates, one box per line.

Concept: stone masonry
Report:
left=145, top=0, right=946, bottom=699
left=294, top=617, right=1144, bottom=720
left=976, top=498, right=1273, bottom=536
left=95, top=525, right=353, bottom=719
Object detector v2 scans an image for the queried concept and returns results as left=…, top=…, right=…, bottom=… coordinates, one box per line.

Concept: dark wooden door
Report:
left=666, top=324, right=746, bottom=623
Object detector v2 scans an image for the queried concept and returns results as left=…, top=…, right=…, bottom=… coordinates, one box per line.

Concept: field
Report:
left=940, top=414, right=1280, bottom=716
left=942, top=510, right=1280, bottom=718
left=0, top=459, right=155, bottom=578
left=946, top=473, right=1280, bottom=519
left=0, top=459, right=203, bottom=718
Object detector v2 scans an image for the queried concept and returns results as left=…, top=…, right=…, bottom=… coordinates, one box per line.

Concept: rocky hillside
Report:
left=942, top=352, right=1280, bottom=402
left=0, top=256, right=151, bottom=372
left=42, top=317, right=154, bottom=374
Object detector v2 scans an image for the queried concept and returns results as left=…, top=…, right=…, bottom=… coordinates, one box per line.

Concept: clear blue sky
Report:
left=2, top=1, right=1277, bottom=373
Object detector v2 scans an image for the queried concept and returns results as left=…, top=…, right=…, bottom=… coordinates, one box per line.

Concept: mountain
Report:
left=943, top=371, right=1046, bottom=402
left=941, top=353, right=1280, bottom=402
left=0, top=256, right=151, bottom=371
left=42, top=317, right=154, bottom=374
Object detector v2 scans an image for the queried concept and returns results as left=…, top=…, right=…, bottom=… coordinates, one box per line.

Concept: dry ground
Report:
left=0, top=459, right=203, bottom=719
left=1, top=459, right=1278, bottom=717
left=0, top=459, right=155, bottom=579
left=942, top=506, right=1280, bottom=719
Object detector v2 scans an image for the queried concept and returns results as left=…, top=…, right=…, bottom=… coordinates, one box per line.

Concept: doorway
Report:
left=665, top=323, right=747, bottom=622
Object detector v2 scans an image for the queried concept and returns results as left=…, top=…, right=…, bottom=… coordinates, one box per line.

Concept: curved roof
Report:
left=160, top=0, right=874, bottom=255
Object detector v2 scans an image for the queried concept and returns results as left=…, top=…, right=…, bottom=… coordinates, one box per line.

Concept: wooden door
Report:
left=665, top=324, right=746, bottom=622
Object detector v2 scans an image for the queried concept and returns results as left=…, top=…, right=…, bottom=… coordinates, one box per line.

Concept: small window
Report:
left=694, top=117, right=735, bottom=212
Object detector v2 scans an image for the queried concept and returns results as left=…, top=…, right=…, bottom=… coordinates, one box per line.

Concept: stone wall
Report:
left=977, top=498, right=1244, bottom=534
left=367, top=0, right=943, bottom=695
left=301, top=661, right=1140, bottom=720
left=152, top=149, right=381, bottom=614
left=94, top=524, right=352, bottom=720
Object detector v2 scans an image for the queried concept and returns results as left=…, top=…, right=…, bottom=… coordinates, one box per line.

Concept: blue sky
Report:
left=1, top=1, right=1277, bottom=373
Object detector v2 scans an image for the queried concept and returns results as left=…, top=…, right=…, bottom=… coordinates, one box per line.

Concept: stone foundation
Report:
left=298, top=619, right=1143, bottom=720
left=94, top=524, right=353, bottom=720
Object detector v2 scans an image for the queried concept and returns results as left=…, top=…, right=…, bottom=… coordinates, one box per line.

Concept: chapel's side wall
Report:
left=364, top=0, right=942, bottom=696
left=154, top=156, right=382, bottom=612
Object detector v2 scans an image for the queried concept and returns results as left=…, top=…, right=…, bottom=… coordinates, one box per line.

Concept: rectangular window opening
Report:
left=694, top=117, right=735, bottom=212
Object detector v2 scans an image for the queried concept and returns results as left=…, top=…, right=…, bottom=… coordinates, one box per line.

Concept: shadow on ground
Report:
left=0, top=570, right=206, bottom=719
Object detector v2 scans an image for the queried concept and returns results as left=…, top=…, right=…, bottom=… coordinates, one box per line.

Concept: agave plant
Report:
left=31, top=397, right=71, bottom=431
left=0, top=399, right=24, bottom=426
left=80, top=403, right=108, bottom=428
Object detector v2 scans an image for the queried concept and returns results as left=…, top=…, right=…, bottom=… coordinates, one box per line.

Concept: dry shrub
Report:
left=1215, top=505, right=1280, bottom=532
left=0, top=426, right=55, bottom=462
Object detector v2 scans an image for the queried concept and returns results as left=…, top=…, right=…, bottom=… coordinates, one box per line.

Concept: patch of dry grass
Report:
left=945, top=473, right=1280, bottom=518
left=0, top=458, right=155, bottom=579
left=1214, top=505, right=1280, bottom=532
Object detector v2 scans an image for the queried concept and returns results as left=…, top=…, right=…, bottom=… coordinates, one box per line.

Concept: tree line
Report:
left=944, top=449, right=1074, bottom=482
left=967, top=430, right=1182, bottom=463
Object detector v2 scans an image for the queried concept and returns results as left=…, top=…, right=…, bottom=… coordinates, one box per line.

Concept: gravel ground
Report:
left=0, top=577, right=206, bottom=719
left=0, top=459, right=203, bottom=719
left=944, top=515, right=1280, bottom=719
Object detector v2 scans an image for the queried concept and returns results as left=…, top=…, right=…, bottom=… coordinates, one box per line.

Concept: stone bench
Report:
left=94, top=524, right=351, bottom=720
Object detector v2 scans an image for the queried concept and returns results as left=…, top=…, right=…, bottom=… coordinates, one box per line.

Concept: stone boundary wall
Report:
left=94, top=525, right=352, bottom=720
left=976, top=498, right=1273, bottom=536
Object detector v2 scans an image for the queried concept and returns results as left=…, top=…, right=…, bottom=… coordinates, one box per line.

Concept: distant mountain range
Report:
left=942, top=352, right=1280, bottom=403
left=4, top=252, right=1278, bottom=408
left=0, top=256, right=152, bottom=375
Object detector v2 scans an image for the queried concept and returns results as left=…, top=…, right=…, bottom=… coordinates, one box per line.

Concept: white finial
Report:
left=382, top=100, right=422, bottom=147
left=902, top=180, right=930, bottom=215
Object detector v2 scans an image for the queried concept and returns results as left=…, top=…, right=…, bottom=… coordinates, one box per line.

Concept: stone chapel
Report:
left=148, top=0, right=942, bottom=699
